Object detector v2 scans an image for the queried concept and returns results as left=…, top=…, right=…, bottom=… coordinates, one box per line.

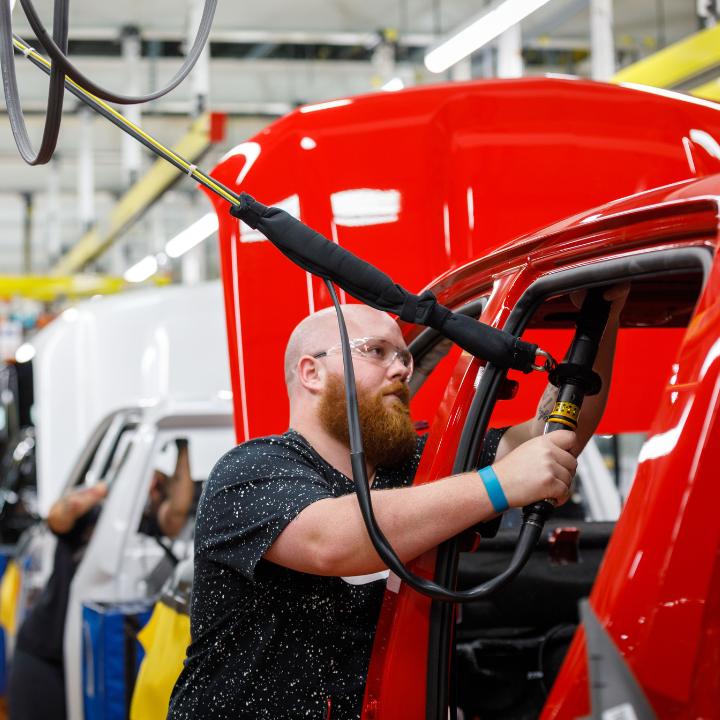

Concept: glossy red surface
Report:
left=210, top=78, right=720, bottom=443
left=212, top=79, right=720, bottom=718
left=366, top=182, right=720, bottom=719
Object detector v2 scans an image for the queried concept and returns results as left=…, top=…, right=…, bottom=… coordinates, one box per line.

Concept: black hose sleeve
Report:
left=231, top=193, right=539, bottom=373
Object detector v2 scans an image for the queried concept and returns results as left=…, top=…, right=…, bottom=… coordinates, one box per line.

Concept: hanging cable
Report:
left=8, top=23, right=580, bottom=603
left=0, top=0, right=68, bottom=164
left=17, top=0, right=216, bottom=104
left=0, top=0, right=216, bottom=166
left=326, top=278, right=562, bottom=602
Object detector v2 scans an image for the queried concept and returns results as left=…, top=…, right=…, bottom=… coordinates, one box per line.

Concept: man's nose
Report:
left=387, top=353, right=411, bottom=382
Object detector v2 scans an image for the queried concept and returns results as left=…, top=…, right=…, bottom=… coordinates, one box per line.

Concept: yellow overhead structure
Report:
left=52, top=111, right=226, bottom=275
left=687, top=77, right=720, bottom=103
left=0, top=274, right=169, bottom=302
left=612, top=24, right=720, bottom=102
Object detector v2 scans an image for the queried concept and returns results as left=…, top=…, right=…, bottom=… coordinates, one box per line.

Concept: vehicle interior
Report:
left=447, top=259, right=708, bottom=720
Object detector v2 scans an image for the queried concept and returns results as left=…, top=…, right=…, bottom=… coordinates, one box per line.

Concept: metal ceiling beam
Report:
left=12, top=25, right=437, bottom=46
left=51, top=111, right=226, bottom=275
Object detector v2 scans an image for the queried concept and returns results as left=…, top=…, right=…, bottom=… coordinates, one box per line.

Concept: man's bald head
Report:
left=284, top=305, right=401, bottom=389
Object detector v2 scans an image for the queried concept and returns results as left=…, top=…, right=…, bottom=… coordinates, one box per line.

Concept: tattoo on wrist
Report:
left=536, top=386, right=558, bottom=422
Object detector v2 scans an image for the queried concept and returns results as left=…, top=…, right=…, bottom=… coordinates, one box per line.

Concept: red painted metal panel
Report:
left=211, top=78, right=720, bottom=444
left=363, top=194, right=720, bottom=718
left=208, top=77, right=720, bottom=718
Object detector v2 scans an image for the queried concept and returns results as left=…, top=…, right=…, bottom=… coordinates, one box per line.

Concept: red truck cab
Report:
left=211, top=78, right=720, bottom=718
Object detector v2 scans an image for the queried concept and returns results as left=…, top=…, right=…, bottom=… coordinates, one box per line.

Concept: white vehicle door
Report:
left=64, top=411, right=235, bottom=720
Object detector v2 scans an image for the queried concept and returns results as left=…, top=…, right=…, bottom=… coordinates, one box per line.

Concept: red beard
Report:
left=318, top=374, right=417, bottom=468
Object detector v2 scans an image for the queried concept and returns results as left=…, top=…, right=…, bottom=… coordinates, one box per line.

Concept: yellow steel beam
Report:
left=612, top=24, right=720, bottom=91
left=0, top=275, right=169, bottom=302
left=689, top=78, right=720, bottom=102
left=52, top=112, right=221, bottom=275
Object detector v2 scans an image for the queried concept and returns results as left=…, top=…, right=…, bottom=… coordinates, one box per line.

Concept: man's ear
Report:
left=296, top=355, right=325, bottom=393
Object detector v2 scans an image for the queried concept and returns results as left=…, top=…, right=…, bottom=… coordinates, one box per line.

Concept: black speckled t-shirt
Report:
left=168, top=429, right=426, bottom=720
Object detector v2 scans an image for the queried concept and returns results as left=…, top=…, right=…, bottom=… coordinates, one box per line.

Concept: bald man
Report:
left=169, top=294, right=626, bottom=720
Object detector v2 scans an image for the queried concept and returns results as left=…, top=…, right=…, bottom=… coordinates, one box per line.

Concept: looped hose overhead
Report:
left=0, top=0, right=68, bottom=164
left=0, top=0, right=216, bottom=165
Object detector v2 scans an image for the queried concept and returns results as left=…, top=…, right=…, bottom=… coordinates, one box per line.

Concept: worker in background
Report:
left=169, top=286, right=627, bottom=720
left=8, top=438, right=193, bottom=720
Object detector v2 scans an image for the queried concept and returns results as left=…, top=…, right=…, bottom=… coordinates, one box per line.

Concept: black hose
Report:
left=18, top=0, right=216, bottom=105
left=0, top=0, right=67, bottom=164
left=0, top=0, right=215, bottom=166
left=326, top=279, right=552, bottom=602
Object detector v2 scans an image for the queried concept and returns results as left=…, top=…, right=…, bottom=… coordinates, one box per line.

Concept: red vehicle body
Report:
left=209, top=79, right=720, bottom=718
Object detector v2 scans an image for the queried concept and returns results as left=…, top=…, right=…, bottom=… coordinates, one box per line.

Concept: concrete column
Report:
left=180, top=244, right=207, bottom=285
left=590, top=0, right=615, bottom=80
left=22, top=193, right=32, bottom=275
left=697, top=0, right=719, bottom=27
left=451, top=56, right=472, bottom=81
left=77, top=107, right=95, bottom=234
left=46, top=156, right=62, bottom=268
left=497, top=23, right=523, bottom=78
left=121, top=26, right=143, bottom=187
left=372, top=29, right=398, bottom=88
left=188, top=0, right=210, bottom=115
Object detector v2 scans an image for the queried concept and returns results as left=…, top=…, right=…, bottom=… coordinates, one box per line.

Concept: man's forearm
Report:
left=269, top=472, right=495, bottom=576
left=158, top=449, right=194, bottom=537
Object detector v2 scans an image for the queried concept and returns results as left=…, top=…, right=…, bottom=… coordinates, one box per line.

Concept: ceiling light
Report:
left=424, top=0, right=552, bottom=73
left=380, top=77, right=405, bottom=92
left=124, top=255, right=158, bottom=283
left=165, top=213, right=218, bottom=259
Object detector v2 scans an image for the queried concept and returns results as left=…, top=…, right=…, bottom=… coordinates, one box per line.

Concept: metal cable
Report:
left=326, top=278, right=544, bottom=602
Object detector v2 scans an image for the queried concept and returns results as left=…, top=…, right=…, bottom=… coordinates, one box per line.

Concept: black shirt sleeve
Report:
left=197, top=438, right=336, bottom=581
left=478, top=426, right=511, bottom=468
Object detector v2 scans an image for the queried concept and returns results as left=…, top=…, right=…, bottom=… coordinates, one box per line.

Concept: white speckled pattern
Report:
left=168, top=430, right=426, bottom=720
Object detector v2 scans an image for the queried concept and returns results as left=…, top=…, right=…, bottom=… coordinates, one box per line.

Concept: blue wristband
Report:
left=478, top=466, right=509, bottom=513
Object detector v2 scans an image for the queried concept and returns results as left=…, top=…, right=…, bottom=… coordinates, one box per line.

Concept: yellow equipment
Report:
left=0, top=561, right=21, bottom=636
left=130, top=600, right=191, bottom=720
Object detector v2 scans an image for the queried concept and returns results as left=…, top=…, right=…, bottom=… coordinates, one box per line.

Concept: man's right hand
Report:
left=491, top=430, right=577, bottom=508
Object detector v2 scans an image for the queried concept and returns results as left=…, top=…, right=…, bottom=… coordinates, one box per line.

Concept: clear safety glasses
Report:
left=313, top=336, right=413, bottom=378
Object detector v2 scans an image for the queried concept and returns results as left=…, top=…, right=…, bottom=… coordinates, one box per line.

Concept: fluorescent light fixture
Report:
left=381, top=77, right=405, bottom=92
left=15, top=343, right=35, bottom=364
left=165, top=213, right=219, bottom=259
left=300, top=99, right=353, bottom=114
left=425, top=0, right=552, bottom=73
left=124, top=255, right=158, bottom=283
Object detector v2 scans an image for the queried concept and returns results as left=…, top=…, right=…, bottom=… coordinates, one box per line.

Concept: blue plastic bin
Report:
left=82, top=601, right=153, bottom=720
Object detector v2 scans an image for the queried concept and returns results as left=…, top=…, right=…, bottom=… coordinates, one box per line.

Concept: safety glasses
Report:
left=313, top=336, right=413, bottom=378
